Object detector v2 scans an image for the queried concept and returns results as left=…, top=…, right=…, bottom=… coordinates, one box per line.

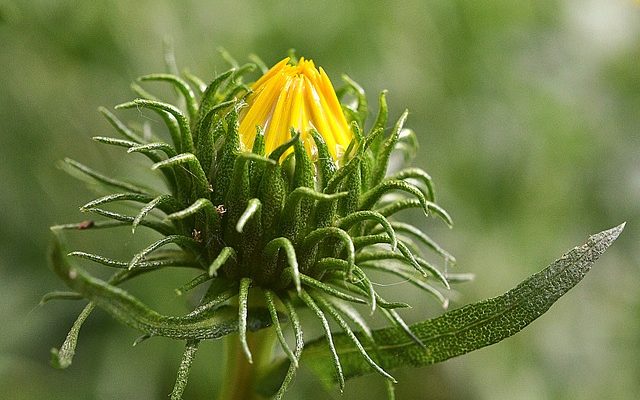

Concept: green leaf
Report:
left=263, top=223, right=624, bottom=390
left=50, top=238, right=272, bottom=340
left=50, top=302, right=95, bottom=369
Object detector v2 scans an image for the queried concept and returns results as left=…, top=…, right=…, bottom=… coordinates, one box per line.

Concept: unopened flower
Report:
left=48, top=53, right=454, bottom=400
left=239, top=57, right=352, bottom=160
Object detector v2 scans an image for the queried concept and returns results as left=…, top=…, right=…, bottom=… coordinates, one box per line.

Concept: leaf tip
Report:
left=589, top=222, right=626, bottom=248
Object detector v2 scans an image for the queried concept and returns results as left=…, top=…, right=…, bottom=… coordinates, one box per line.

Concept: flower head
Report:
left=49, top=53, right=455, bottom=400
left=239, top=57, right=352, bottom=160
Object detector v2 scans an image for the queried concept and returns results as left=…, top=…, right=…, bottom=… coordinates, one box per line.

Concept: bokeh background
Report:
left=1, top=1, right=638, bottom=399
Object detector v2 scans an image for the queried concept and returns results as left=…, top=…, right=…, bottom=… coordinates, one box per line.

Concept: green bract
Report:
left=48, top=54, right=456, bottom=399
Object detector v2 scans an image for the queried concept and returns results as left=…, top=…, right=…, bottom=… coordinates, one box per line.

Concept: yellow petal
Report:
left=239, top=58, right=352, bottom=161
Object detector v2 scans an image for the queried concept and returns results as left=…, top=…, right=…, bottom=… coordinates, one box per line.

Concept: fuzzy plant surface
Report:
left=47, top=53, right=624, bottom=400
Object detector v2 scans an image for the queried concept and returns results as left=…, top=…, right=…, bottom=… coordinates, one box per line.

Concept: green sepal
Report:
left=80, top=193, right=155, bottom=211
left=323, top=151, right=361, bottom=194
left=132, top=195, right=180, bottom=234
left=62, top=158, right=152, bottom=195
left=292, top=129, right=314, bottom=190
left=187, top=278, right=239, bottom=318
left=263, top=237, right=300, bottom=292
left=152, top=153, right=210, bottom=200
left=40, top=291, right=83, bottom=304
left=370, top=109, right=408, bottom=187
left=336, top=211, right=397, bottom=251
left=301, top=227, right=355, bottom=275
left=208, top=246, right=237, bottom=277
left=395, top=128, right=419, bottom=164
left=312, top=292, right=395, bottom=383
left=98, top=106, right=146, bottom=144
left=340, top=75, right=368, bottom=127
left=238, top=277, right=253, bottom=363
left=361, top=261, right=448, bottom=307
left=198, top=69, right=234, bottom=122
left=212, top=106, right=241, bottom=205
left=69, top=250, right=199, bottom=271
left=127, top=142, right=177, bottom=158
left=116, top=99, right=194, bottom=154
left=130, top=82, right=160, bottom=102
left=310, top=128, right=336, bottom=191
left=236, top=198, right=263, bottom=268
left=128, top=235, right=204, bottom=270
left=388, top=168, right=435, bottom=202
left=359, top=180, right=431, bottom=217
left=166, top=198, right=223, bottom=245
left=337, top=162, right=361, bottom=217
left=269, top=130, right=300, bottom=163
left=82, top=207, right=175, bottom=236
left=368, top=90, right=388, bottom=153
left=194, top=111, right=219, bottom=180
left=236, top=198, right=262, bottom=233
left=223, top=154, right=253, bottom=244
left=175, top=273, right=211, bottom=296
left=281, top=188, right=348, bottom=242
left=92, top=136, right=163, bottom=164
left=258, top=163, right=287, bottom=242
left=182, top=69, right=207, bottom=94
left=298, top=289, right=345, bottom=392
left=249, top=128, right=266, bottom=194
left=138, top=74, right=198, bottom=123
left=264, top=290, right=297, bottom=367
left=169, top=340, right=200, bottom=400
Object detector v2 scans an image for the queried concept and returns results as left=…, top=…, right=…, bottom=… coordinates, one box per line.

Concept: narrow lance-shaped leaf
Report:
left=277, top=223, right=624, bottom=386
left=49, top=238, right=273, bottom=340
left=50, top=303, right=95, bottom=369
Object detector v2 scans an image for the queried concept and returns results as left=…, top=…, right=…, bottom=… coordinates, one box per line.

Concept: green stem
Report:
left=218, top=329, right=276, bottom=400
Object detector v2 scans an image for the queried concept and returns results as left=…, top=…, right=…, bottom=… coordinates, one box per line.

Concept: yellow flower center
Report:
left=239, top=57, right=352, bottom=160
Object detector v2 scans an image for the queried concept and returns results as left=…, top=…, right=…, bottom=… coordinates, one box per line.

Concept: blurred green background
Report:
left=1, top=0, right=638, bottom=399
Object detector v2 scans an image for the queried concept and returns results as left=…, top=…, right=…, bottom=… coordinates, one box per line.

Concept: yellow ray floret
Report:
left=239, top=57, right=352, bottom=160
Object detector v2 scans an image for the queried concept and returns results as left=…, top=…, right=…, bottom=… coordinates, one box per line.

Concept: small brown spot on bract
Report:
left=77, top=220, right=94, bottom=230
left=215, top=205, right=227, bottom=215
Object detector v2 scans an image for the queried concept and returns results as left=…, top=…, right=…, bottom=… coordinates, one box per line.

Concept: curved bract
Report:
left=48, top=54, right=456, bottom=399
